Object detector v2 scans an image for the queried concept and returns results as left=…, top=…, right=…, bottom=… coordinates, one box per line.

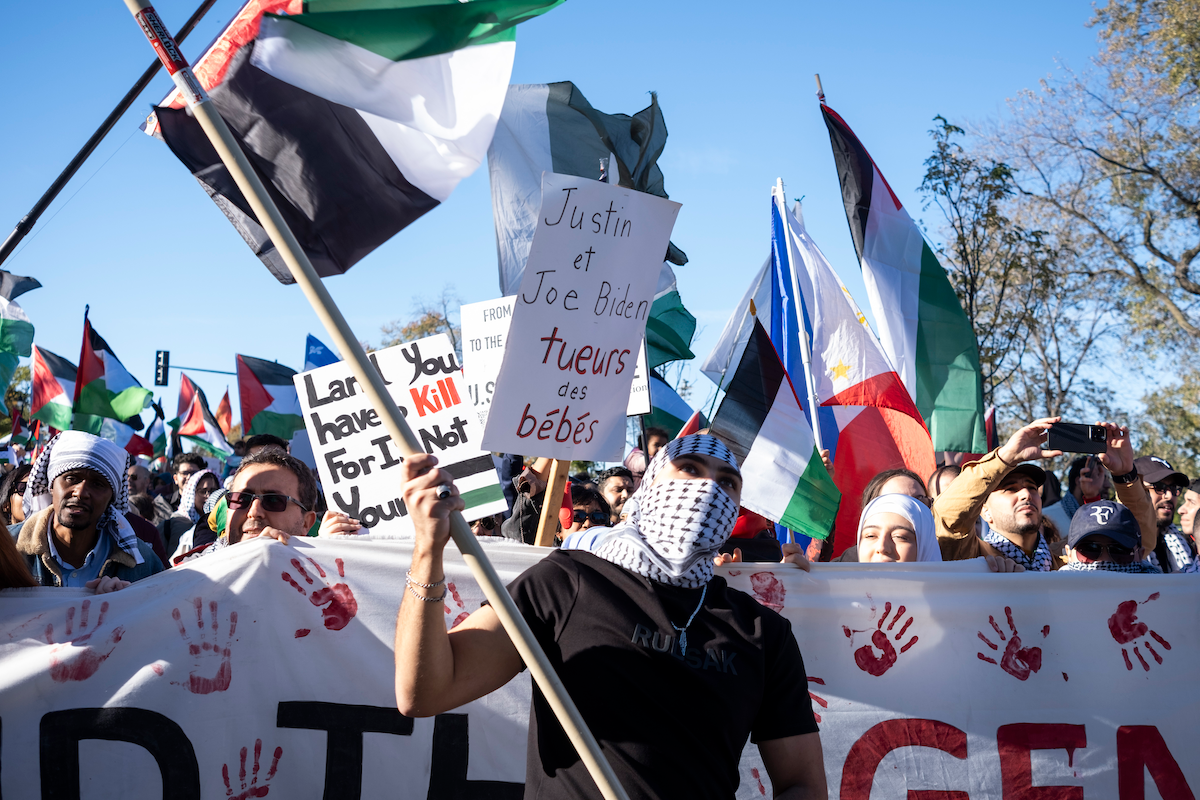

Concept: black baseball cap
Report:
left=1067, top=500, right=1140, bottom=549
left=1134, top=456, right=1188, bottom=487
left=999, top=462, right=1046, bottom=488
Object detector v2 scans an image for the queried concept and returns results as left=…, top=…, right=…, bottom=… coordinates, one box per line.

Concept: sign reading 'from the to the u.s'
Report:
left=295, top=334, right=506, bottom=535
left=482, top=173, right=680, bottom=461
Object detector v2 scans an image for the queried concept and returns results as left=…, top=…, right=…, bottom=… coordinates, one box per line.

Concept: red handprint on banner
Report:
left=844, top=600, right=918, bottom=676
left=749, top=572, right=785, bottom=612
left=43, top=599, right=124, bottom=682
left=171, top=598, right=237, bottom=694
left=1109, top=592, right=1172, bottom=671
left=222, top=739, right=282, bottom=799
left=976, top=607, right=1047, bottom=681
left=281, top=555, right=357, bottom=638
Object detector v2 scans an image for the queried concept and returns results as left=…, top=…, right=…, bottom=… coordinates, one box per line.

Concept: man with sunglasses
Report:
left=174, top=450, right=316, bottom=562
left=1060, top=500, right=1162, bottom=573
left=1135, top=456, right=1196, bottom=573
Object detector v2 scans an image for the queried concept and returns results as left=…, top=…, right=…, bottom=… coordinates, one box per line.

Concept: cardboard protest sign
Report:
left=2, top=543, right=1195, bottom=798
left=296, top=334, right=506, bottom=533
left=460, top=296, right=516, bottom=430
left=482, top=173, right=680, bottom=461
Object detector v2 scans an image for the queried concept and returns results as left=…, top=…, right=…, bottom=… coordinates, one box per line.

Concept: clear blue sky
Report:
left=0, top=0, right=1102, bottom=430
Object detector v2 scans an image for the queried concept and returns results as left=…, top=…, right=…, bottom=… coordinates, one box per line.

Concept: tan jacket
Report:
left=931, top=450, right=1156, bottom=568
left=15, top=507, right=141, bottom=586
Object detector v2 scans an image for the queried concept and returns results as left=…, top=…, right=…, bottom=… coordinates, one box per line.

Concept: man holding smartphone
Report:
left=932, top=417, right=1155, bottom=570
left=1135, top=456, right=1196, bottom=573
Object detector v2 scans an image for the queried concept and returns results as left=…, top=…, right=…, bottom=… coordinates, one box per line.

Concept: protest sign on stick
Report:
left=297, top=334, right=507, bottom=534
left=534, top=458, right=570, bottom=546
left=460, top=296, right=516, bottom=431
left=482, top=173, right=680, bottom=462
left=120, top=8, right=630, bottom=800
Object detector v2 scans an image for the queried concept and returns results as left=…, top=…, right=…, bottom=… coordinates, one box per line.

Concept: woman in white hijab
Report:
left=856, top=493, right=942, bottom=563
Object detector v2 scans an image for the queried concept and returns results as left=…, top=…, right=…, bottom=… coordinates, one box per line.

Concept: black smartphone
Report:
left=1044, top=422, right=1107, bottom=454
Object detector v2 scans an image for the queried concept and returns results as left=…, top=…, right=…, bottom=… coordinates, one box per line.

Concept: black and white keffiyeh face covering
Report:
left=594, top=435, right=740, bottom=588
left=982, top=527, right=1052, bottom=572
left=23, top=431, right=142, bottom=564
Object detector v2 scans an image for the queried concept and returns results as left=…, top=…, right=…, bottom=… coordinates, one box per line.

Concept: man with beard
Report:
left=933, top=418, right=1154, bottom=571
left=596, top=465, right=635, bottom=524
left=1136, top=456, right=1196, bottom=573
left=395, top=434, right=826, bottom=799
left=14, top=431, right=163, bottom=590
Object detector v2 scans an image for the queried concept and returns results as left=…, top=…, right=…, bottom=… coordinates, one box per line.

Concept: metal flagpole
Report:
left=0, top=0, right=218, bottom=268
left=119, top=5, right=630, bottom=800
left=774, top=179, right=824, bottom=455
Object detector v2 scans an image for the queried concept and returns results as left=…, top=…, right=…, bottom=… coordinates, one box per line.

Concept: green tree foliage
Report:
left=991, top=4, right=1200, bottom=345
left=1135, top=367, right=1200, bottom=479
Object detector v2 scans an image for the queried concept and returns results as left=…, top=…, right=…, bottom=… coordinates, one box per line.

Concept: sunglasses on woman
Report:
left=1074, top=540, right=1136, bottom=564
left=573, top=510, right=609, bottom=525
left=226, top=491, right=309, bottom=513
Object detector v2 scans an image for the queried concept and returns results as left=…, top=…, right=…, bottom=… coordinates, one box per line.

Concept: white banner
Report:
left=482, top=173, right=680, bottom=461
left=1, top=542, right=1196, bottom=798
left=460, top=296, right=517, bottom=431
left=295, top=334, right=506, bottom=532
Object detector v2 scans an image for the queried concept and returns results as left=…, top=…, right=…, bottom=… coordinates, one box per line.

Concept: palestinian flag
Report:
left=175, top=373, right=199, bottom=424
left=8, top=412, right=30, bottom=448
left=146, top=415, right=169, bottom=458
left=150, top=0, right=562, bottom=284
left=644, top=373, right=705, bottom=438
left=74, top=314, right=152, bottom=422
left=645, top=264, right=696, bottom=369
left=179, top=389, right=233, bottom=458
left=237, top=355, right=304, bottom=440
left=30, top=345, right=77, bottom=431
left=74, top=414, right=153, bottom=458
left=821, top=103, right=986, bottom=453
left=710, top=320, right=840, bottom=541
left=215, top=390, right=233, bottom=436
left=489, top=81, right=687, bottom=295
left=0, top=269, right=40, bottom=417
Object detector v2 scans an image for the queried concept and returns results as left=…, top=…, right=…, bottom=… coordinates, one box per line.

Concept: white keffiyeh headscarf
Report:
left=174, top=469, right=216, bottom=523
left=857, top=494, right=942, bottom=562
left=22, top=431, right=143, bottom=564
left=594, top=435, right=740, bottom=588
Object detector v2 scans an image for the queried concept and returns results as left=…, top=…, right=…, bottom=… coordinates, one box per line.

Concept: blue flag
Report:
left=304, top=335, right=339, bottom=371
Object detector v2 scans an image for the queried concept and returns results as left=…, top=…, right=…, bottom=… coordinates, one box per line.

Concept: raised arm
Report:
left=394, top=454, right=523, bottom=717
left=1094, top=422, right=1157, bottom=553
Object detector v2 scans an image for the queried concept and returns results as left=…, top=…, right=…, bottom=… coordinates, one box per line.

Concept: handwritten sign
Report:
left=482, top=173, right=680, bottom=460
left=295, top=334, right=506, bottom=535
left=459, top=296, right=516, bottom=431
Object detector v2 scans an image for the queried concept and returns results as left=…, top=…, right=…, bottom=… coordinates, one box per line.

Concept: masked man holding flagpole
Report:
left=395, top=434, right=827, bottom=800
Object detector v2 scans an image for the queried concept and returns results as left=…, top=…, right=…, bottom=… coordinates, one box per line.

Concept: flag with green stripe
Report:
left=710, top=320, right=840, bottom=541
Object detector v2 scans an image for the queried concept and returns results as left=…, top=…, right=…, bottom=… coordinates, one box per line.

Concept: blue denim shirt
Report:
left=47, top=528, right=112, bottom=587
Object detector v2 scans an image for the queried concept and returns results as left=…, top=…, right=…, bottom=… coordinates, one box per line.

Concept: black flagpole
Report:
left=0, top=0, right=219, bottom=267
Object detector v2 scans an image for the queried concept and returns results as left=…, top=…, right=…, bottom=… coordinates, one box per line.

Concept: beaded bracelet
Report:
left=406, top=582, right=447, bottom=603
left=405, top=570, right=446, bottom=589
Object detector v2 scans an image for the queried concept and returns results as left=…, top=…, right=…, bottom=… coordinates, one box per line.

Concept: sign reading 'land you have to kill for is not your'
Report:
left=483, top=173, right=680, bottom=461
left=295, top=334, right=507, bottom=536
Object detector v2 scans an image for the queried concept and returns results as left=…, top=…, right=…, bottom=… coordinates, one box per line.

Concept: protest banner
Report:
left=460, top=296, right=516, bottom=430
left=482, top=173, right=680, bottom=461
left=296, top=334, right=506, bottom=533
left=1, top=543, right=1195, bottom=797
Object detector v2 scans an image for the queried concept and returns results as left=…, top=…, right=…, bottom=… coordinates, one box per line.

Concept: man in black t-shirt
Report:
left=395, top=435, right=826, bottom=799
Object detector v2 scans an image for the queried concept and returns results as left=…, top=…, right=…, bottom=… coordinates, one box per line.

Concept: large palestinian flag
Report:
left=821, top=103, right=986, bottom=453
left=74, top=315, right=152, bottom=422
left=237, top=355, right=303, bottom=440
left=149, top=0, right=563, bottom=284
left=30, top=346, right=77, bottom=431
left=179, top=390, right=233, bottom=458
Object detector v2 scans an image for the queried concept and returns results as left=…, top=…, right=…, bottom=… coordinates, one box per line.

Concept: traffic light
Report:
left=155, top=350, right=170, bottom=386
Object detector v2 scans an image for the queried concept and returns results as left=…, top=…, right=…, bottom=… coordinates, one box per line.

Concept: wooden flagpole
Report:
left=534, top=459, right=570, bottom=546
left=119, top=5, right=630, bottom=799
